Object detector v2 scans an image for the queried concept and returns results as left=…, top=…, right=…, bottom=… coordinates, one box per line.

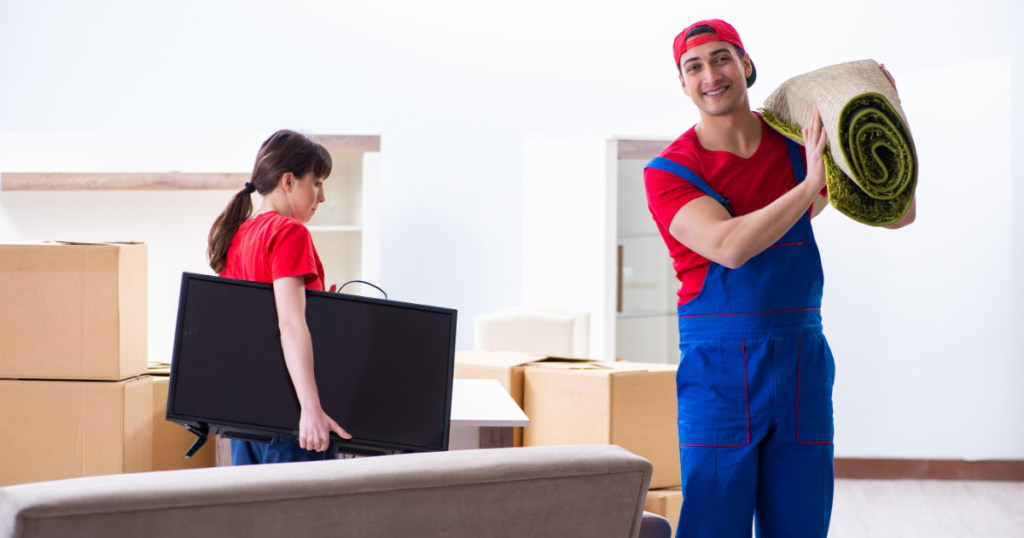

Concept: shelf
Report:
left=0, top=172, right=251, bottom=191
left=307, top=225, right=361, bottom=233
left=0, top=135, right=380, bottom=191
left=617, top=311, right=676, bottom=319
left=617, top=232, right=660, bottom=239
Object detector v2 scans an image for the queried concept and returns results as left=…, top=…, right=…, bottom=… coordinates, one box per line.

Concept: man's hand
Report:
left=879, top=63, right=896, bottom=91
left=802, top=106, right=828, bottom=194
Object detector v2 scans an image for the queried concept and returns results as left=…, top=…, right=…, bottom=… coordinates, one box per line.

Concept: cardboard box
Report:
left=0, top=242, right=148, bottom=381
left=453, top=350, right=595, bottom=446
left=152, top=375, right=216, bottom=471
left=523, top=361, right=681, bottom=489
left=645, top=487, right=683, bottom=536
left=0, top=376, right=153, bottom=487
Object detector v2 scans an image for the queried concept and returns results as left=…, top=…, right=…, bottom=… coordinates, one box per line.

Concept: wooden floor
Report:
left=830, top=479, right=1024, bottom=537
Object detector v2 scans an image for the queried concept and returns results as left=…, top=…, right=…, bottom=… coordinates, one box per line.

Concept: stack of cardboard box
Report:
left=0, top=242, right=154, bottom=487
left=455, top=349, right=684, bottom=522
left=148, top=362, right=218, bottom=470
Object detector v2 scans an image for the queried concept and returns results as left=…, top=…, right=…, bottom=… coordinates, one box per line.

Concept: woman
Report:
left=208, top=129, right=351, bottom=464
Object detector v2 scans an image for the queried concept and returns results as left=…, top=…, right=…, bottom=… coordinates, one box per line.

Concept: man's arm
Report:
left=668, top=108, right=829, bottom=269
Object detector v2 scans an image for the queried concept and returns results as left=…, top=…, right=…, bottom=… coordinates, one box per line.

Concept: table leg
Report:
left=216, top=435, right=232, bottom=467
left=479, top=427, right=514, bottom=449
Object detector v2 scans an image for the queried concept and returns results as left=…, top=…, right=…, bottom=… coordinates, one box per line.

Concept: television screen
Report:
left=166, top=273, right=457, bottom=454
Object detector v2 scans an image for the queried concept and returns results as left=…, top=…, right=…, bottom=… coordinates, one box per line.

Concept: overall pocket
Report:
left=676, top=339, right=750, bottom=447
left=796, top=334, right=835, bottom=444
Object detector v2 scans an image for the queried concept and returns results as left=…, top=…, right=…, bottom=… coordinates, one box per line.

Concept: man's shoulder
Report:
left=651, top=127, right=701, bottom=173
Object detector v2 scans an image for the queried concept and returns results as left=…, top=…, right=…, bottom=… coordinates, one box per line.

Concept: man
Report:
left=644, top=19, right=915, bottom=538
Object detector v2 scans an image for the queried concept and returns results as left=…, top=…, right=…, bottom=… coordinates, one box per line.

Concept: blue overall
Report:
left=646, top=139, right=835, bottom=538
left=231, top=439, right=333, bottom=465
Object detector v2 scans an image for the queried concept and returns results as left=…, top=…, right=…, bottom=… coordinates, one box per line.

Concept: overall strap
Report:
left=784, top=138, right=807, bottom=184
left=646, top=157, right=735, bottom=217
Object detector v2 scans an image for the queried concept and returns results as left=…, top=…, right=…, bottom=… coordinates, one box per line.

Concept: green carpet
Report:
left=760, top=60, right=917, bottom=226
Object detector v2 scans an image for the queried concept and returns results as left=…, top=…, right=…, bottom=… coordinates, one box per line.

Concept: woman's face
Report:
left=287, top=172, right=326, bottom=224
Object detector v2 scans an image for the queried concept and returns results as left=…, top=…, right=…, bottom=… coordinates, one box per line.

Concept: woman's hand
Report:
left=802, top=106, right=828, bottom=193
left=299, top=405, right=352, bottom=452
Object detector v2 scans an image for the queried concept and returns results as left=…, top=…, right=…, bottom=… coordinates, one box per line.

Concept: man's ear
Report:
left=744, top=55, right=753, bottom=79
left=679, top=73, right=690, bottom=97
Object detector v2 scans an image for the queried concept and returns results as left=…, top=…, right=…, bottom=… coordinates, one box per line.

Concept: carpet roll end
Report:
left=760, top=60, right=917, bottom=227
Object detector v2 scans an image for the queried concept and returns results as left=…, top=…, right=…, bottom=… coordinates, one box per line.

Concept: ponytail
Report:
left=207, top=187, right=255, bottom=273
left=207, top=130, right=332, bottom=273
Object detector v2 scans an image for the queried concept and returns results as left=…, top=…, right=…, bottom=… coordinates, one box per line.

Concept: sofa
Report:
left=1, top=445, right=671, bottom=538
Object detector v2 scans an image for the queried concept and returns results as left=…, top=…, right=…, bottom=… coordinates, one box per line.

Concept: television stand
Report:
left=183, top=423, right=210, bottom=459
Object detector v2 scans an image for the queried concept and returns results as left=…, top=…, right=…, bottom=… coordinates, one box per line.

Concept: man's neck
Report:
left=694, top=105, right=762, bottom=159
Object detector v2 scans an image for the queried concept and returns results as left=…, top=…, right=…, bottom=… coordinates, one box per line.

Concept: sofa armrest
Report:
left=639, top=511, right=673, bottom=538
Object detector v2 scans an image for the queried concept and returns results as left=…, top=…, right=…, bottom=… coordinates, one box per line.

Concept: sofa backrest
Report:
left=1, top=445, right=652, bottom=538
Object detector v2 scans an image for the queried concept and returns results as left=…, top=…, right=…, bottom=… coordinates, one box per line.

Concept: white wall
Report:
left=521, top=136, right=617, bottom=361
left=0, top=0, right=1020, bottom=459
left=816, top=57, right=1020, bottom=460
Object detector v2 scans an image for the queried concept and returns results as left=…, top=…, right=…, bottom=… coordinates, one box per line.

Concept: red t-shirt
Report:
left=645, top=114, right=816, bottom=306
left=219, top=211, right=325, bottom=291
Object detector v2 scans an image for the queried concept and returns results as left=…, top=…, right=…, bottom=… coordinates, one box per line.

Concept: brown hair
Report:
left=207, top=130, right=332, bottom=273
left=684, top=24, right=746, bottom=60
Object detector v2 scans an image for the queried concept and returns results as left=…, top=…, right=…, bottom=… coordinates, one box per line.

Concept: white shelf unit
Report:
left=522, top=136, right=679, bottom=364
left=302, top=145, right=381, bottom=295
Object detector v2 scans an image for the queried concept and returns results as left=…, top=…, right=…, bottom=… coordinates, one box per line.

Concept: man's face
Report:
left=678, top=40, right=752, bottom=117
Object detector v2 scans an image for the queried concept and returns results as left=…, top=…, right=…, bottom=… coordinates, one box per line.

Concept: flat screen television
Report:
left=166, top=273, right=457, bottom=457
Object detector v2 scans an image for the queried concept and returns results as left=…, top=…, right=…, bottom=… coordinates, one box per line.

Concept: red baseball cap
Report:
left=673, top=19, right=756, bottom=88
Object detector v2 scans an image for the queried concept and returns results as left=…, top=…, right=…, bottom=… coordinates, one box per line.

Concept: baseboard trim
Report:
left=834, top=458, right=1024, bottom=481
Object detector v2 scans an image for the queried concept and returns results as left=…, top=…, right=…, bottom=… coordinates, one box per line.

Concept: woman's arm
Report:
left=273, top=276, right=351, bottom=452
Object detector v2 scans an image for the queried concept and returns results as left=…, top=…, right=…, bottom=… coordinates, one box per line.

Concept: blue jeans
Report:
left=230, top=439, right=335, bottom=465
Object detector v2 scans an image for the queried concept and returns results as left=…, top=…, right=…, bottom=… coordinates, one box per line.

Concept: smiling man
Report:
left=643, top=19, right=914, bottom=538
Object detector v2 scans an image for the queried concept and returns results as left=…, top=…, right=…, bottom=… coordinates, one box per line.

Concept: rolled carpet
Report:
left=760, top=59, right=917, bottom=226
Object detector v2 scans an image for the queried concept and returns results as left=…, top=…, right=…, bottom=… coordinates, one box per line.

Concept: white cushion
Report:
left=474, top=310, right=575, bottom=358
left=496, top=306, right=590, bottom=359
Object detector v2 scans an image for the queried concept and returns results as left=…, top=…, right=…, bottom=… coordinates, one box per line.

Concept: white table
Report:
left=215, top=378, right=530, bottom=463
left=449, top=379, right=530, bottom=450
